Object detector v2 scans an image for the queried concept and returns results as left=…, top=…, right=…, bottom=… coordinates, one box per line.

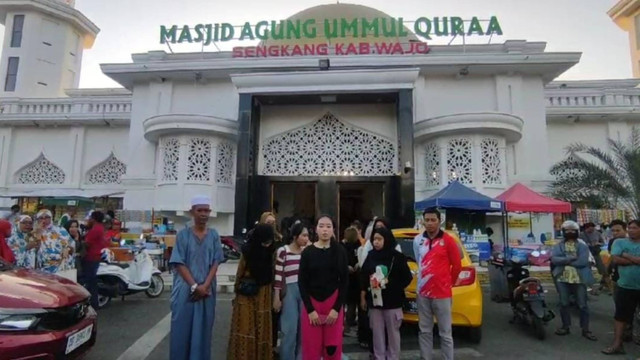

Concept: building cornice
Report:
left=143, top=114, right=238, bottom=142
left=101, top=41, right=580, bottom=89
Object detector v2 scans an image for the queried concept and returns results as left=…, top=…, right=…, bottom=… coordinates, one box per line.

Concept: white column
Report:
left=439, top=137, right=448, bottom=187
left=69, top=126, right=85, bottom=187
left=0, top=127, right=12, bottom=187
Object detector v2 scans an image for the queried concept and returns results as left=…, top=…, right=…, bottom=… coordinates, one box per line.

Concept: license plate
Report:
left=523, top=293, right=541, bottom=300
left=66, top=324, right=93, bottom=355
left=405, top=301, right=418, bottom=314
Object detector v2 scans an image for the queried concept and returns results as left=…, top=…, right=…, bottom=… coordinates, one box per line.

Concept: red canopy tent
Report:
left=496, top=183, right=571, bottom=213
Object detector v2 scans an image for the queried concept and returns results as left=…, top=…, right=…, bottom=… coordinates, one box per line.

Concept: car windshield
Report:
left=398, top=236, right=465, bottom=261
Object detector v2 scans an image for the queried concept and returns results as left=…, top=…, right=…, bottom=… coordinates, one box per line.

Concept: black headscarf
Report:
left=366, top=227, right=398, bottom=265
left=242, top=224, right=275, bottom=286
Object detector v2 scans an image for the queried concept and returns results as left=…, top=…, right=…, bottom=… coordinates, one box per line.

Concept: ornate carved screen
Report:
left=261, top=112, right=397, bottom=176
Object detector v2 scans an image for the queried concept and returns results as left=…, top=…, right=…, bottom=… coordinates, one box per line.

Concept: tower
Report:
left=0, top=0, right=98, bottom=98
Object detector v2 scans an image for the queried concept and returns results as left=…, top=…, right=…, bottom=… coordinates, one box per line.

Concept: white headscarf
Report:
left=36, top=209, right=52, bottom=220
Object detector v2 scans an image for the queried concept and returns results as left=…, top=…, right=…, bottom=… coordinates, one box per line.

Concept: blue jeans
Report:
left=557, top=282, right=589, bottom=331
left=280, top=282, right=303, bottom=360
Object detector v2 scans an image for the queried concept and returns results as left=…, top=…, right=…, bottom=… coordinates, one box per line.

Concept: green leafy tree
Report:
left=549, top=127, right=640, bottom=219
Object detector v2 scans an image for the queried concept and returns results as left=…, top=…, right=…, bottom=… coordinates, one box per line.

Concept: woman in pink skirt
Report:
left=298, top=215, right=349, bottom=360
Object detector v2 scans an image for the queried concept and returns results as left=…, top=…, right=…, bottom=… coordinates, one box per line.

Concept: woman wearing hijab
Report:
left=260, top=211, right=283, bottom=244
left=360, top=227, right=412, bottom=360
left=357, top=217, right=397, bottom=352
left=7, top=215, right=39, bottom=268
left=0, top=219, right=15, bottom=264
left=34, top=209, right=74, bottom=274
left=64, top=219, right=85, bottom=273
left=228, top=223, right=276, bottom=360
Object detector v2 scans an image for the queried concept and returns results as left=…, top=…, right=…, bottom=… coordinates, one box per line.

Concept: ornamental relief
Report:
left=15, top=153, right=65, bottom=184
left=481, top=138, right=502, bottom=185
left=186, top=138, right=212, bottom=182
left=86, top=153, right=127, bottom=185
left=161, top=137, right=180, bottom=182
left=261, top=112, right=397, bottom=176
left=446, top=138, right=473, bottom=184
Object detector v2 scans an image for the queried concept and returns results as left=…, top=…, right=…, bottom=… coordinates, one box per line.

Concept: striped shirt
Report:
left=274, top=245, right=302, bottom=289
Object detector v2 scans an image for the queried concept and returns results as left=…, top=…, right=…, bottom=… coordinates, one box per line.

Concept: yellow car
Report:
left=393, top=228, right=483, bottom=343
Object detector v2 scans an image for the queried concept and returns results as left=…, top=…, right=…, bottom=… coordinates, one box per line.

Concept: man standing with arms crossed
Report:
left=170, top=196, right=224, bottom=360
left=413, top=208, right=462, bottom=360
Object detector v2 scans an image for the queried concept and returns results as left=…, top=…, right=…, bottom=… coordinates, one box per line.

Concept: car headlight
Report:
left=0, top=309, right=46, bottom=331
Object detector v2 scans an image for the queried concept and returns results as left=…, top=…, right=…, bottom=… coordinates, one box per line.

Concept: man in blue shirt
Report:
left=602, top=220, right=640, bottom=355
left=169, top=195, right=224, bottom=360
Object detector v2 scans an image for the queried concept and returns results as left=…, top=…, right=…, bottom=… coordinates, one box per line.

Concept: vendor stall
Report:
left=415, top=181, right=504, bottom=263
left=496, top=182, right=572, bottom=257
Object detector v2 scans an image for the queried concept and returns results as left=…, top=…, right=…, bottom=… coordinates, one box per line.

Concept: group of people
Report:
left=550, top=219, right=640, bottom=356
left=169, top=200, right=463, bottom=360
left=0, top=204, right=115, bottom=309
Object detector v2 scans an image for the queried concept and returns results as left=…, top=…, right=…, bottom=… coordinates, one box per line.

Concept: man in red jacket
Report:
left=413, top=208, right=462, bottom=360
left=82, top=210, right=106, bottom=309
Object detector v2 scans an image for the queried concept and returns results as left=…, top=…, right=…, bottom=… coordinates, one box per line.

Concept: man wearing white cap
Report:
left=169, top=195, right=224, bottom=360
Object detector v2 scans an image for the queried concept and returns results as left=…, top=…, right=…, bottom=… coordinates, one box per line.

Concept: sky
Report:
left=19, top=0, right=635, bottom=88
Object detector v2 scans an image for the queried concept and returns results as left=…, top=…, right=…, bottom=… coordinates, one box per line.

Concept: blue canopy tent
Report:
left=415, top=181, right=503, bottom=212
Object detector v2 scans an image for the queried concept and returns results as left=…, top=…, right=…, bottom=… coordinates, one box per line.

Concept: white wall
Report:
left=4, top=125, right=128, bottom=188
left=546, top=122, right=610, bottom=167
left=414, top=75, right=498, bottom=121
left=503, top=76, right=550, bottom=190
left=170, top=80, right=238, bottom=120
left=8, top=127, right=74, bottom=185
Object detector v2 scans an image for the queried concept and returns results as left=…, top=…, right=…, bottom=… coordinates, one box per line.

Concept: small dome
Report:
left=260, top=3, right=418, bottom=47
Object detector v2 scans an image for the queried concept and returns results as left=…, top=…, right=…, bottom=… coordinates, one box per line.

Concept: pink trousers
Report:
left=301, top=291, right=344, bottom=360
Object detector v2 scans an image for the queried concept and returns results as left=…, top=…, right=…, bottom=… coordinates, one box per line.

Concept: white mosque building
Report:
left=0, top=0, right=637, bottom=237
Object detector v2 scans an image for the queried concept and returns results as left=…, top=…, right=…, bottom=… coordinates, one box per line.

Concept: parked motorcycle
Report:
left=506, top=251, right=555, bottom=340
left=96, top=244, right=164, bottom=309
left=221, top=236, right=241, bottom=261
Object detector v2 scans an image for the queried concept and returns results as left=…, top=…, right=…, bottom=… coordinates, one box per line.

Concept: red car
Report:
left=0, top=259, right=97, bottom=360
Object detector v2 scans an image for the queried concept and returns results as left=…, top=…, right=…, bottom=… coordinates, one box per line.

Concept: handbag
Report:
left=237, top=277, right=259, bottom=297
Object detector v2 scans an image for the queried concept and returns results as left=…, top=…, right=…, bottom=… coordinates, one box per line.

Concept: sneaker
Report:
left=344, top=328, right=357, bottom=338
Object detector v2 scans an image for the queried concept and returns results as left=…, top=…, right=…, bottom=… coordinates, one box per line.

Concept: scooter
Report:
left=96, top=242, right=164, bottom=309
left=506, top=251, right=555, bottom=340
left=221, top=236, right=241, bottom=261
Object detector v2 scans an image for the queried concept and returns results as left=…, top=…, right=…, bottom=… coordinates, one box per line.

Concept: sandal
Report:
left=601, top=346, right=625, bottom=355
left=555, top=328, right=570, bottom=336
left=582, top=331, right=597, bottom=341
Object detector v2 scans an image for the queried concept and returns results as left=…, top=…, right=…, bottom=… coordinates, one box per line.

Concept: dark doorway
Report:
left=338, top=182, right=384, bottom=240
left=272, top=182, right=317, bottom=232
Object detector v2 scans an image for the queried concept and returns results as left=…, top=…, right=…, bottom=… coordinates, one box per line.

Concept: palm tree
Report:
left=549, top=127, right=640, bottom=219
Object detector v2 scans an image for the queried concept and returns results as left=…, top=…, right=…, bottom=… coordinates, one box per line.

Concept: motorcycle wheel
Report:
left=145, top=274, right=165, bottom=298
left=532, top=317, right=546, bottom=340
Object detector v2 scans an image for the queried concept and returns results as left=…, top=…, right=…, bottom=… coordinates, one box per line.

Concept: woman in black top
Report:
left=360, top=227, right=412, bottom=360
left=298, top=215, right=348, bottom=360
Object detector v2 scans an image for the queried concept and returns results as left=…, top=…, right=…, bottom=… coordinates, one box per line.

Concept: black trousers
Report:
left=357, top=307, right=373, bottom=353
